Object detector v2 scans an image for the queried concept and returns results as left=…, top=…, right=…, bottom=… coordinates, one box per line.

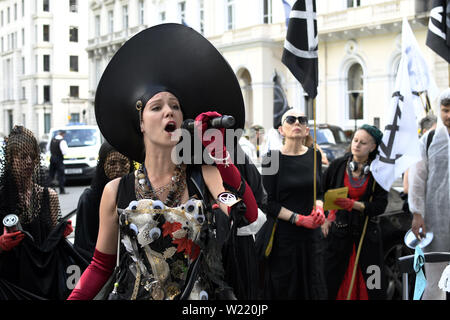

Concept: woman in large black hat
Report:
left=68, top=24, right=259, bottom=300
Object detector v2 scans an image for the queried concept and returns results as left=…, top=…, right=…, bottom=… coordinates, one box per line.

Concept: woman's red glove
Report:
left=0, top=228, right=25, bottom=252
left=64, top=220, right=73, bottom=238
left=295, top=206, right=325, bottom=229
left=67, top=249, right=116, bottom=300
left=194, top=111, right=226, bottom=158
left=295, top=214, right=319, bottom=229
left=312, top=206, right=325, bottom=225
left=327, top=210, right=337, bottom=222
left=334, top=198, right=355, bottom=212
left=194, top=111, right=257, bottom=224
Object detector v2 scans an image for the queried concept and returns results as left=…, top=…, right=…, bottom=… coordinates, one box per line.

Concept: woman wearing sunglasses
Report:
left=261, top=109, right=327, bottom=300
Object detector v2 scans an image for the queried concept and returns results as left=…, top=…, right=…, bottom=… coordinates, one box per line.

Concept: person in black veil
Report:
left=0, top=125, right=88, bottom=300
left=67, top=23, right=260, bottom=300
left=74, top=141, right=133, bottom=261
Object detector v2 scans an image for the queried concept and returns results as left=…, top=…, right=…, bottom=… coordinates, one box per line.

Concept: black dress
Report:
left=322, top=154, right=388, bottom=300
left=261, top=148, right=327, bottom=300
left=0, top=188, right=89, bottom=300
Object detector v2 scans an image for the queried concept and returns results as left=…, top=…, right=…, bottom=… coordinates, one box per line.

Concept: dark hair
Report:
left=419, top=114, right=437, bottom=132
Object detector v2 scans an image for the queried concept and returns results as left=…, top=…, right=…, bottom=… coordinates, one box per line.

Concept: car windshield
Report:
left=309, top=128, right=336, bottom=144
left=52, top=129, right=98, bottom=147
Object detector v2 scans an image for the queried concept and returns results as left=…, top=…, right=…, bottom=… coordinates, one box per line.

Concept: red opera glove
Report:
left=312, top=206, right=325, bottom=225
left=67, top=249, right=116, bottom=300
left=334, top=198, right=355, bottom=212
left=194, top=111, right=226, bottom=157
left=194, top=111, right=257, bottom=224
left=327, top=210, right=337, bottom=222
left=64, top=220, right=73, bottom=238
left=0, top=228, right=25, bottom=252
left=295, top=214, right=320, bottom=229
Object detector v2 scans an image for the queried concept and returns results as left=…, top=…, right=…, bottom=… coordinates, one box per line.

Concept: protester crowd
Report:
left=0, top=22, right=448, bottom=301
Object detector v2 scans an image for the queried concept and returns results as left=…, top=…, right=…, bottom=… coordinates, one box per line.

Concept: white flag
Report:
left=402, top=18, right=440, bottom=116
left=370, top=55, right=422, bottom=191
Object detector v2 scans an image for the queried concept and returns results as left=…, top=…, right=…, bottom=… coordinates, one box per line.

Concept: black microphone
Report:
left=182, top=115, right=236, bottom=131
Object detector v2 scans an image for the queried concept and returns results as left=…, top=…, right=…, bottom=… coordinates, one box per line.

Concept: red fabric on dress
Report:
left=336, top=244, right=369, bottom=300
left=344, top=171, right=369, bottom=200
left=336, top=172, right=370, bottom=300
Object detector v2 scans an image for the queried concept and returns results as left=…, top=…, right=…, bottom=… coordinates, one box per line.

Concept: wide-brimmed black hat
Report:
left=95, top=23, right=245, bottom=163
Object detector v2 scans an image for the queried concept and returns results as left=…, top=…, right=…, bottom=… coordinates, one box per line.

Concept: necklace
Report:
left=347, top=160, right=368, bottom=188
left=135, top=163, right=187, bottom=207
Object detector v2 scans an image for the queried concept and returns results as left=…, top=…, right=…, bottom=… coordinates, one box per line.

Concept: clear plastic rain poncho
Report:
left=408, top=89, right=450, bottom=253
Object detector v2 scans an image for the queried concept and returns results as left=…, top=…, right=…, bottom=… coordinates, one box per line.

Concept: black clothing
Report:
left=0, top=217, right=89, bottom=300
left=322, top=154, right=388, bottom=300
left=49, top=158, right=66, bottom=193
left=74, top=141, right=133, bottom=261
left=49, top=138, right=66, bottom=193
left=261, top=148, right=327, bottom=300
left=73, top=188, right=98, bottom=261
left=230, top=147, right=266, bottom=300
left=50, top=138, right=63, bottom=161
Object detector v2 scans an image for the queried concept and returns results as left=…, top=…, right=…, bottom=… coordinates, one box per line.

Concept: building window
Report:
left=122, top=5, right=128, bottom=30
left=226, top=0, right=234, bottom=31
left=139, top=0, right=144, bottom=25
left=69, top=85, right=79, bottom=98
left=1, top=10, right=3, bottom=26
left=43, top=0, right=49, bottom=12
left=70, top=113, right=80, bottom=123
left=108, top=10, right=114, bottom=33
left=22, top=87, right=26, bottom=100
left=43, top=85, right=51, bottom=102
left=43, top=54, right=50, bottom=71
left=347, top=0, right=361, bottom=8
left=178, top=1, right=186, bottom=24
left=347, top=63, right=364, bottom=122
left=70, top=26, right=78, bottom=42
left=1, top=37, right=3, bottom=52
left=70, top=55, right=78, bottom=72
left=44, top=113, right=51, bottom=133
left=263, top=0, right=272, bottom=24
left=22, top=28, right=25, bottom=46
left=43, top=24, right=50, bottom=41
left=199, top=0, right=204, bottom=34
left=14, top=3, right=17, bottom=20
left=70, top=0, right=78, bottom=13
left=159, top=11, right=166, bottom=23
left=22, top=56, right=25, bottom=74
left=22, top=0, right=25, bottom=17
left=7, top=7, right=10, bottom=23
left=95, top=15, right=100, bottom=36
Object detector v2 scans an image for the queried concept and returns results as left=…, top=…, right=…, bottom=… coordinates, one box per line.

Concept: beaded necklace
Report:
left=134, top=163, right=187, bottom=207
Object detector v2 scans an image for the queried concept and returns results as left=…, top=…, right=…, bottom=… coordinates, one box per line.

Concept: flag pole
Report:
left=313, top=97, right=317, bottom=208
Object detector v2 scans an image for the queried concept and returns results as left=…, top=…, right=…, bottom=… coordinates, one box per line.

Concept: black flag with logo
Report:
left=426, top=0, right=450, bottom=63
left=282, top=0, right=318, bottom=99
left=273, top=71, right=291, bottom=129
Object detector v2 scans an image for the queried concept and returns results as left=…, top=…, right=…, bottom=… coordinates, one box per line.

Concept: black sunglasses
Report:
left=284, top=115, right=308, bottom=125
